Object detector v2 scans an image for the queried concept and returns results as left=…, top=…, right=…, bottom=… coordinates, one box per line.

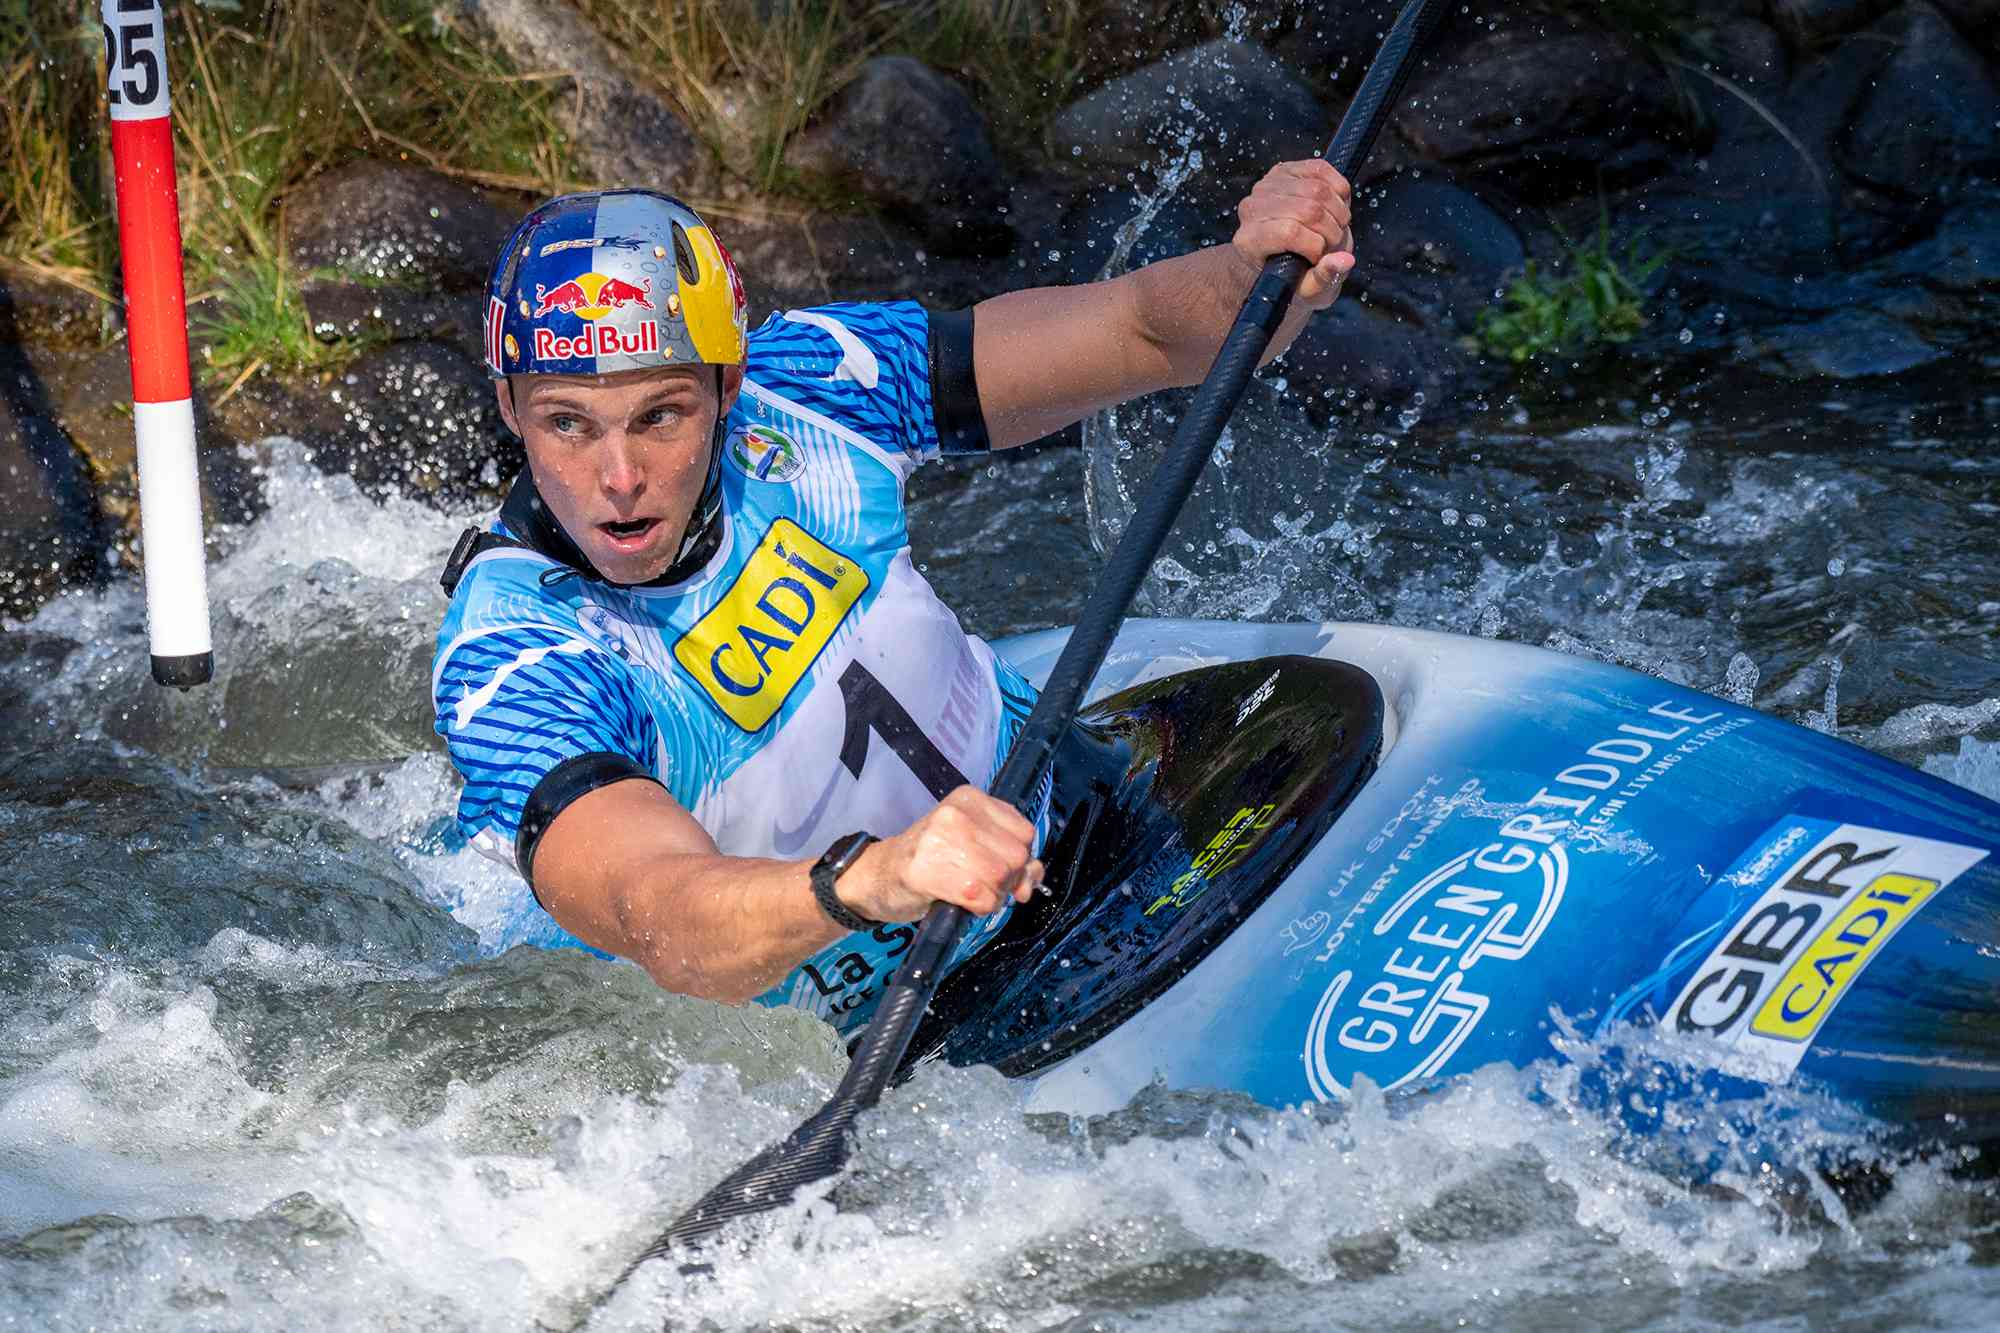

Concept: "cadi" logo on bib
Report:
left=672, top=519, right=866, bottom=731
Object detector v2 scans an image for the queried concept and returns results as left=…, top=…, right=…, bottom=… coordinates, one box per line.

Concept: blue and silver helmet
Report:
left=483, top=189, right=747, bottom=379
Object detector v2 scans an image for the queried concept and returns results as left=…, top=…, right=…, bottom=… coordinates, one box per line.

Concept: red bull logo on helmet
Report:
left=534, top=321, right=662, bottom=363
left=529, top=269, right=663, bottom=363
left=531, top=271, right=654, bottom=320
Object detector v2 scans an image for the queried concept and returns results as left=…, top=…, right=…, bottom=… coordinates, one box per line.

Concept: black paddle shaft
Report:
left=610, top=0, right=1455, bottom=1285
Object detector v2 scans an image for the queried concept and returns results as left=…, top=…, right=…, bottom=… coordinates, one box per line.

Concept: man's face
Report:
left=497, top=365, right=743, bottom=584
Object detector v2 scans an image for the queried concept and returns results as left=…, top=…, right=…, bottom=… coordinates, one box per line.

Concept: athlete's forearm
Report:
left=606, top=850, right=847, bottom=1004
left=1123, top=244, right=1315, bottom=385
left=971, top=245, right=1317, bottom=449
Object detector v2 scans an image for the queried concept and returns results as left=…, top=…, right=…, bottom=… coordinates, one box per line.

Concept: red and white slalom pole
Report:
left=103, top=0, right=211, bottom=688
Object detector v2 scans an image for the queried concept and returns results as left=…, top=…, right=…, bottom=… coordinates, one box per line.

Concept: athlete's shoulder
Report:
left=745, top=300, right=931, bottom=386
left=432, top=537, right=598, bottom=682
left=742, top=302, right=939, bottom=465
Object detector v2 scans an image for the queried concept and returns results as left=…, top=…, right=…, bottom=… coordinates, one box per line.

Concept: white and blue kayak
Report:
left=905, top=619, right=2000, bottom=1140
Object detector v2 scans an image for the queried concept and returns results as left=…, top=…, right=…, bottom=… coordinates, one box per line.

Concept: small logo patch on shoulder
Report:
left=673, top=519, right=867, bottom=731
left=726, top=424, right=806, bottom=483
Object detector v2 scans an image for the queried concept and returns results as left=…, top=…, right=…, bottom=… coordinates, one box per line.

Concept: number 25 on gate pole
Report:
left=102, top=0, right=213, bottom=689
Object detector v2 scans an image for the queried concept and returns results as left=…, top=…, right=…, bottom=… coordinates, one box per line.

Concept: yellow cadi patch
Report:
left=1750, top=871, right=1941, bottom=1043
left=673, top=519, right=867, bottom=732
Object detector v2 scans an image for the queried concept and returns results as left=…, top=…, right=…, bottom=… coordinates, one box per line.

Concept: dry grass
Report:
left=574, top=0, right=1093, bottom=193
left=0, top=0, right=577, bottom=376
left=0, top=2, right=118, bottom=296
left=1, top=0, right=1103, bottom=372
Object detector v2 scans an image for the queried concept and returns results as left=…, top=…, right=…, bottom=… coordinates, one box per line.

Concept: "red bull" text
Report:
left=534, top=322, right=662, bottom=363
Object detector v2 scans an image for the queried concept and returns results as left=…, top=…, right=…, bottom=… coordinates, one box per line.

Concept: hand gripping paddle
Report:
left=594, top=0, right=1455, bottom=1311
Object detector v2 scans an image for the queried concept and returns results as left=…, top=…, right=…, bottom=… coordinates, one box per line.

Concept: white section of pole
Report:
left=134, top=397, right=213, bottom=668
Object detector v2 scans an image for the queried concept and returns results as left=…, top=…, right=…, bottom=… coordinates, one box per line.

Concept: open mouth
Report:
left=599, top=517, right=660, bottom=548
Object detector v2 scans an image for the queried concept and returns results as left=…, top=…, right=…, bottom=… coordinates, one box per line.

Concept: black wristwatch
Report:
left=810, top=832, right=881, bottom=932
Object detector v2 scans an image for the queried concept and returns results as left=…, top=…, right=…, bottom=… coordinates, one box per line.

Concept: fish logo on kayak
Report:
left=1281, top=911, right=1331, bottom=956
left=1663, top=821, right=1986, bottom=1075
left=1303, top=827, right=1568, bottom=1102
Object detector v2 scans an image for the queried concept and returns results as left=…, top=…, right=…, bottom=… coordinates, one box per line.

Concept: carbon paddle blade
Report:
left=630, top=1098, right=857, bottom=1272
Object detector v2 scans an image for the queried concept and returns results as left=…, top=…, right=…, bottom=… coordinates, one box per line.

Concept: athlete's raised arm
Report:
left=970, top=159, right=1356, bottom=450
left=530, top=779, right=1041, bottom=1004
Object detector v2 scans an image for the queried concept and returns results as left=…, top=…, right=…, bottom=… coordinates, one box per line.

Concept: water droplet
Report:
left=1677, top=328, right=1693, bottom=344
left=1827, top=557, right=1845, bottom=577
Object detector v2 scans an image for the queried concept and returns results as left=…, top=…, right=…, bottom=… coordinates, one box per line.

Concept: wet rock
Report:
left=784, top=57, right=1013, bottom=257
left=1393, top=22, right=1688, bottom=197
left=285, top=341, right=515, bottom=505
left=1624, top=17, right=1903, bottom=271
left=299, top=283, right=487, bottom=365
left=1274, top=299, right=1491, bottom=416
left=282, top=161, right=520, bottom=291
left=712, top=194, right=1044, bottom=318
left=1050, top=40, right=1328, bottom=181
left=0, top=270, right=107, bottom=350
left=1883, top=202, right=2000, bottom=294
left=1347, top=176, right=1526, bottom=334
left=463, top=0, right=712, bottom=193
left=1765, top=0, right=1897, bottom=44
left=4, top=318, right=266, bottom=563
left=1932, top=0, right=2000, bottom=52
left=1686, top=19, right=1792, bottom=140
left=1067, top=0, right=1212, bottom=87
left=1742, top=308, right=1944, bottom=377
left=1266, top=1, right=1408, bottom=92
left=1050, top=179, right=1244, bottom=285
left=1839, top=2, right=2000, bottom=201
left=0, top=343, right=108, bottom=617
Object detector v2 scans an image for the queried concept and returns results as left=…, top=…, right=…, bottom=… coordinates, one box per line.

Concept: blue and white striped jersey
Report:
left=432, top=301, right=1039, bottom=1032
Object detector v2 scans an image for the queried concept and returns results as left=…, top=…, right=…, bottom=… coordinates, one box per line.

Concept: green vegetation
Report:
left=0, top=0, right=576, bottom=380
left=573, top=0, right=1092, bottom=195
left=2, top=0, right=1099, bottom=372
left=1475, top=219, right=1668, bottom=367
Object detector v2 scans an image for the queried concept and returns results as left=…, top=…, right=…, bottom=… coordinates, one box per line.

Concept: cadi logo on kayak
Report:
left=1665, top=821, right=1988, bottom=1074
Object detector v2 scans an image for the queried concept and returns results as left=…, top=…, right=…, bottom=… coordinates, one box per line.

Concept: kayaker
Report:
left=432, top=163, right=1354, bottom=1031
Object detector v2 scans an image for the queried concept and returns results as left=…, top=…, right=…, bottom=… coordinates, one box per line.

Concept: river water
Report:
left=6, top=356, right=2000, bottom=1330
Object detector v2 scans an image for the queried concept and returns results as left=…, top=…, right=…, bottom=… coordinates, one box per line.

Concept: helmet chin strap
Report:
left=656, top=366, right=730, bottom=584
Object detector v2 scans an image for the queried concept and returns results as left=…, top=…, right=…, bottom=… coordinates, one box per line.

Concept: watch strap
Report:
left=811, top=832, right=881, bottom=932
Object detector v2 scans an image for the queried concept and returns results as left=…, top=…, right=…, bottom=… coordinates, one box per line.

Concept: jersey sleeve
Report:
left=744, top=300, right=989, bottom=467
left=432, top=623, right=663, bottom=878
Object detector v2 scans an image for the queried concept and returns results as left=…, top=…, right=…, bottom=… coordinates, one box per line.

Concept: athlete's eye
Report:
left=549, top=413, right=582, bottom=435
left=641, top=406, right=682, bottom=429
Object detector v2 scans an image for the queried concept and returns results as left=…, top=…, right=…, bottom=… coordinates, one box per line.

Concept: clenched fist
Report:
left=1232, top=159, right=1356, bottom=310
left=837, top=786, right=1042, bottom=923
